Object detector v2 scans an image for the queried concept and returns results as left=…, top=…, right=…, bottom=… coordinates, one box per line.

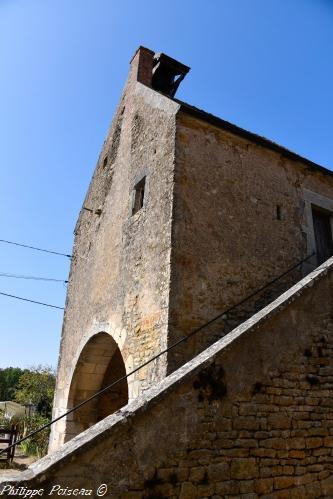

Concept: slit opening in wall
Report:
left=276, top=205, right=282, bottom=220
left=132, top=176, right=146, bottom=215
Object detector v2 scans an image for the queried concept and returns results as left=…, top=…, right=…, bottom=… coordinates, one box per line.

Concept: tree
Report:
left=14, top=365, right=56, bottom=417
left=0, top=367, right=28, bottom=401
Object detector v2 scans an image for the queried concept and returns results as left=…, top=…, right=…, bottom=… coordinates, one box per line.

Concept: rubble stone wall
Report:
left=168, top=111, right=333, bottom=370
left=7, top=259, right=333, bottom=498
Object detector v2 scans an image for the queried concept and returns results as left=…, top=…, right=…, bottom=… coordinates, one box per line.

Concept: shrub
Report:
left=14, top=365, right=55, bottom=418
left=19, top=414, right=50, bottom=458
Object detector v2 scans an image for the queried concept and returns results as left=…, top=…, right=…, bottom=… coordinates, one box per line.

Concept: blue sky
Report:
left=0, top=0, right=332, bottom=369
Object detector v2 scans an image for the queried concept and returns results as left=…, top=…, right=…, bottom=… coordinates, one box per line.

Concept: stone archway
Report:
left=65, top=332, right=128, bottom=441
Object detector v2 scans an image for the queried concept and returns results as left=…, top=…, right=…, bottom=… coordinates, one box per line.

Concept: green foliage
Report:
left=14, top=365, right=56, bottom=418
left=0, top=408, right=13, bottom=430
left=20, top=414, right=50, bottom=458
left=0, top=366, right=56, bottom=460
left=0, top=367, right=28, bottom=401
left=0, top=410, right=50, bottom=459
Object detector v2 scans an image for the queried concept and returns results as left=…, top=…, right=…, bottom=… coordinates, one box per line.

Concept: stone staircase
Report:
left=2, top=258, right=333, bottom=498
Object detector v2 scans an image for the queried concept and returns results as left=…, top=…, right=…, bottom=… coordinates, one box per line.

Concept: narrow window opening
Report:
left=103, top=156, right=108, bottom=168
left=276, top=205, right=282, bottom=220
left=132, top=177, right=146, bottom=215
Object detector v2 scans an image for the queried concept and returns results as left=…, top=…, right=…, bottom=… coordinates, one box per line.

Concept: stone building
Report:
left=4, top=47, right=333, bottom=497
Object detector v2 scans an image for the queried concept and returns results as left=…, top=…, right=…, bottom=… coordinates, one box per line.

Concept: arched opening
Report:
left=65, top=332, right=128, bottom=441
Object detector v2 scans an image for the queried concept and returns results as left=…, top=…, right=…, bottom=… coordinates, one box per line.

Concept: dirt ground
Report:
left=0, top=443, right=37, bottom=478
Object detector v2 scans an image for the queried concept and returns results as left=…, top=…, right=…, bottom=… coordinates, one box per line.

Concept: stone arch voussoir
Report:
left=64, top=332, right=128, bottom=441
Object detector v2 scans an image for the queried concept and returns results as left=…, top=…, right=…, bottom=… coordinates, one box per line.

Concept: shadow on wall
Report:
left=65, top=332, right=128, bottom=442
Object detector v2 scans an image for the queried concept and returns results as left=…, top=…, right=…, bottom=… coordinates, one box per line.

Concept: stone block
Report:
left=189, top=466, right=206, bottom=483
left=267, top=413, right=291, bottom=429
left=179, top=482, right=197, bottom=499
left=233, top=416, right=259, bottom=430
left=294, top=473, right=317, bottom=485
left=220, top=448, right=250, bottom=457
left=251, top=448, right=276, bottom=458
left=274, top=476, right=295, bottom=489
left=234, top=438, right=258, bottom=448
left=288, top=450, right=305, bottom=459
left=305, top=437, right=322, bottom=449
left=254, top=478, right=273, bottom=494
left=207, top=462, right=230, bottom=482
left=239, top=479, right=255, bottom=493
left=304, top=481, right=321, bottom=497
left=230, top=458, right=259, bottom=479
left=324, top=436, right=333, bottom=447
left=215, top=480, right=240, bottom=495
left=287, top=437, right=305, bottom=449
left=262, top=438, right=287, bottom=450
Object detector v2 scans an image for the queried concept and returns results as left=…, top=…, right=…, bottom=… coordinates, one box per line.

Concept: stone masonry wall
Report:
left=168, top=110, right=333, bottom=371
left=5, top=258, right=333, bottom=498
left=50, top=50, right=180, bottom=450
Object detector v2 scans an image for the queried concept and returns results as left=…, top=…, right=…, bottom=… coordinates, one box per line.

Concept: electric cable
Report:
left=0, top=252, right=316, bottom=456
left=0, top=238, right=71, bottom=258
left=0, top=291, right=64, bottom=310
left=0, top=272, right=68, bottom=283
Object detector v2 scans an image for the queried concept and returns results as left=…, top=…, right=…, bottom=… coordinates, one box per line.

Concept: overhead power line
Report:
left=0, top=291, right=64, bottom=310
left=0, top=252, right=317, bottom=457
left=0, top=239, right=72, bottom=258
left=0, top=272, right=68, bottom=283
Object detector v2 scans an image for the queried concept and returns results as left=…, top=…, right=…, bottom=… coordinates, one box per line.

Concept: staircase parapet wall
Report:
left=2, top=256, right=333, bottom=496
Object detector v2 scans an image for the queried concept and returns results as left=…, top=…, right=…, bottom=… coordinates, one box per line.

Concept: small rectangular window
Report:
left=276, top=205, right=282, bottom=220
left=132, top=176, right=146, bottom=215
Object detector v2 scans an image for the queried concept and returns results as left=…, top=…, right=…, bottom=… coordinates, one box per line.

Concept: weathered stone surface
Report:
left=3, top=258, right=333, bottom=496
left=207, top=462, right=230, bottom=482
left=168, top=103, right=333, bottom=373
left=230, top=458, right=259, bottom=479
left=50, top=47, right=180, bottom=450
left=274, top=475, right=296, bottom=489
left=51, top=45, right=333, bottom=456
left=321, top=475, right=333, bottom=496
left=254, top=477, right=274, bottom=494
left=179, top=481, right=197, bottom=498
left=8, top=47, right=333, bottom=497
